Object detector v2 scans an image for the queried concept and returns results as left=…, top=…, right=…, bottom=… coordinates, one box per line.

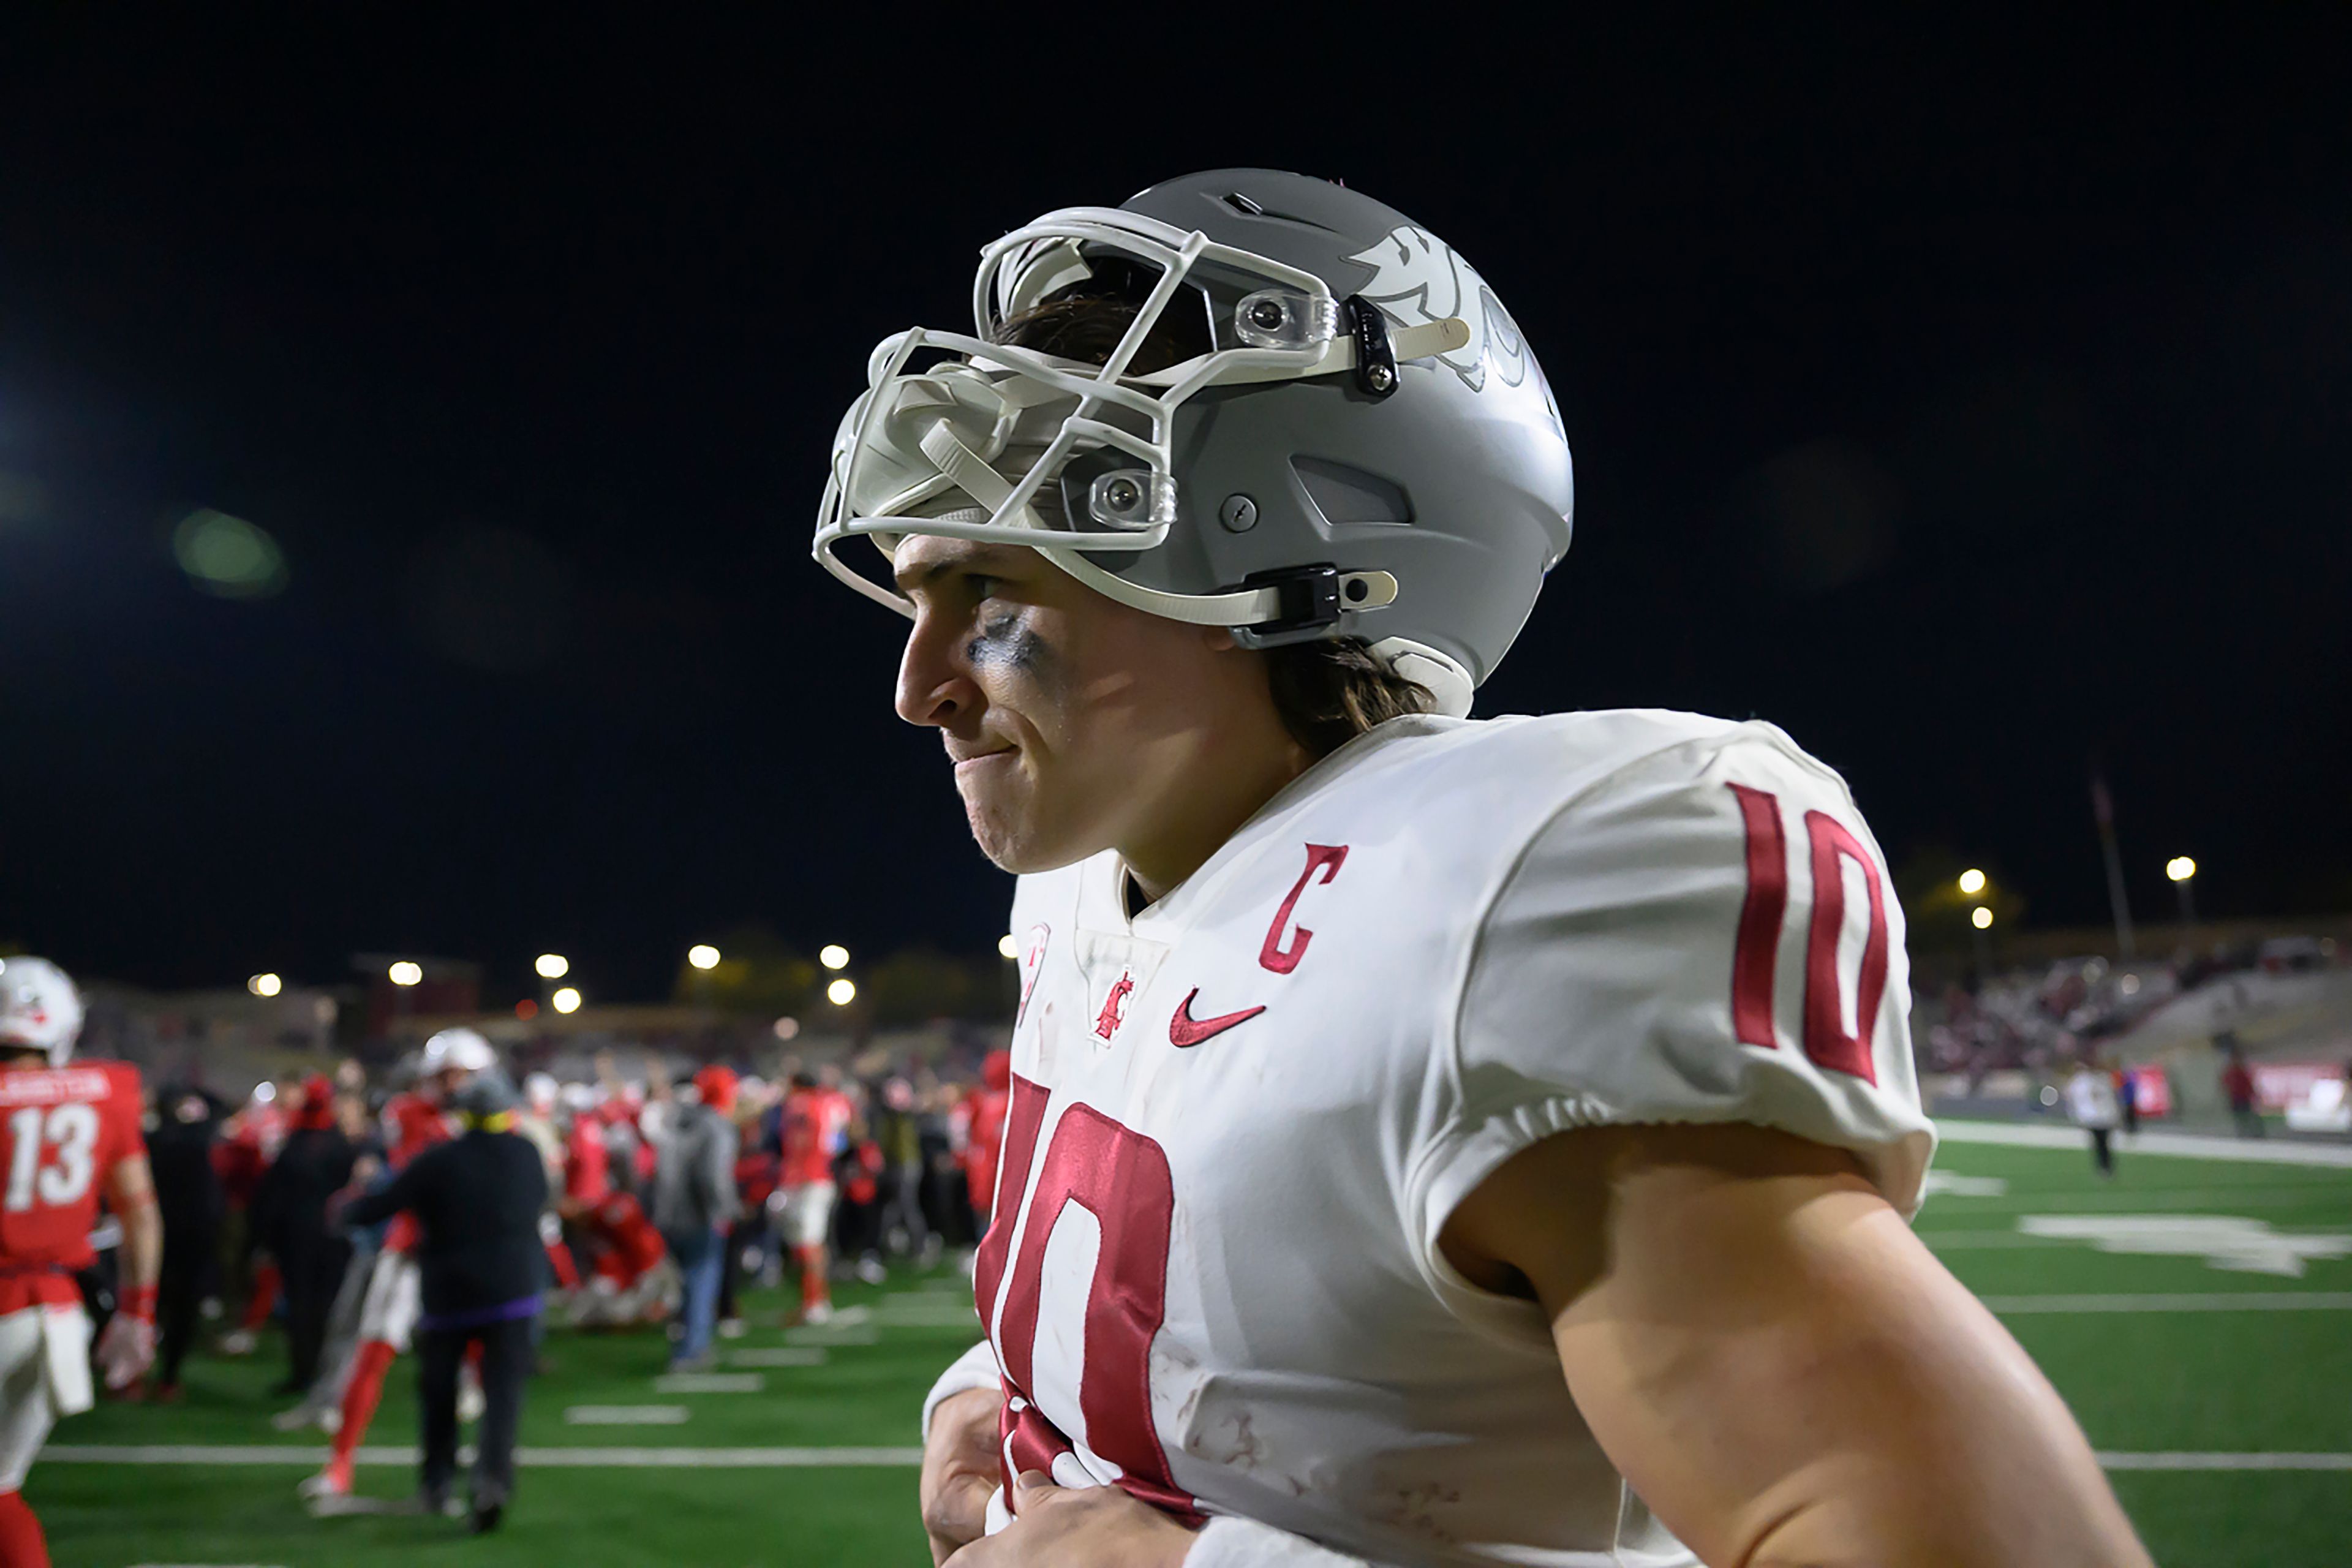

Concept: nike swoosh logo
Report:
left=1168, top=989, right=1266, bottom=1049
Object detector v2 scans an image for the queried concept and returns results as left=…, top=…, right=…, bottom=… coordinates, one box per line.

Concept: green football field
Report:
left=31, top=1124, right=2352, bottom=1567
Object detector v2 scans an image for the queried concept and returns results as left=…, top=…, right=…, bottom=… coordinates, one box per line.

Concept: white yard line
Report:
left=1982, top=1292, right=2352, bottom=1313
left=2095, top=1452, right=2352, bottom=1471
left=1939, top=1120, right=2352, bottom=1167
left=54, top=1444, right=2351, bottom=1474
left=45, top=1444, right=924, bottom=1467
left=727, top=1348, right=829, bottom=1368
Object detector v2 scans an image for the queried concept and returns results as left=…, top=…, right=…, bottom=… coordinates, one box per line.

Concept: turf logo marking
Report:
left=2017, top=1215, right=2352, bottom=1278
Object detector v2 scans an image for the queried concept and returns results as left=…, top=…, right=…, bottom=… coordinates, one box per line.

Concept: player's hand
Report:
left=95, top=1297, right=158, bottom=1392
left=944, top=1470, right=1197, bottom=1568
left=921, top=1385, right=1003, bottom=1564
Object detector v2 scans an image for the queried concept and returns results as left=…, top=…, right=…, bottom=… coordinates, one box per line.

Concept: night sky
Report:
left=2, top=10, right=2346, bottom=1002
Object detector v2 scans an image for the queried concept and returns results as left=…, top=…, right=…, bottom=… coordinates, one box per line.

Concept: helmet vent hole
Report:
left=1222, top=192, right=1265, bottom=216
left=1292, top=456, right=1414, bottom=527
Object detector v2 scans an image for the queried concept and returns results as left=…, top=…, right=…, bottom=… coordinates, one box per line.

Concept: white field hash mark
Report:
left=1919, top=1169, right=2010, bottom=1199
left=727, top=1347, right=829, bottom=1367
left=652, top=1372, right=765, bottom=1394
left=565, top=1405, right=690, bottom=1425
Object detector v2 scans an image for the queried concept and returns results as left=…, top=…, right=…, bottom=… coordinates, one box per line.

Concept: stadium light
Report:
left=535, top=952, right=570, bottom=979
left=820, top=944, right=850, bottom=971
left=551, top=987, right=582, bottom=1014
left=826, top=978, right=856, bottom=1006
left=2166, top=856, right=2199, bottom=926
left=388, top=961, right=423, bottom=986
left=1957, top=869, right=1987, bottom=897
left=688, top=944, right=721, bottom=971
left=772, top=1017, right=801, bottom=1041
left=998, top=933, right=1018, bottom=959
left=247, top=973, right=282, bottom=998
left=1970, top=907, right=1994, bottom=930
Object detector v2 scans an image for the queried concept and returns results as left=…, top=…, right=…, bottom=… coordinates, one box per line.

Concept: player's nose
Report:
left=894, top=607, right=980, bottom=730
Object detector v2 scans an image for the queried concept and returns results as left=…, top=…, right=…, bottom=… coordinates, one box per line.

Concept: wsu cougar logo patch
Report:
left=1344, top=224, right=1534, bottom=402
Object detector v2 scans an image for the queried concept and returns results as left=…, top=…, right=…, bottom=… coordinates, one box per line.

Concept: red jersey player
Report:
left=771, top=1070, right=854, bottom=1323
left=959, top=1050, right=1012, bottom=1234
left=214, top=1082, right=291, bottom=1356
left=0, top=957, right=160, bottom=1568
left=562, top=1096, right=611, bottom=1207
left=567, top=1189, right=676, bottom=1327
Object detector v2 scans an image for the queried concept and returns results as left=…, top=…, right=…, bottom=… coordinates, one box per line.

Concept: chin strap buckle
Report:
left=1345, top=296, right=1400, bottom=399
left=1231, top=565, right=1344, bottom=649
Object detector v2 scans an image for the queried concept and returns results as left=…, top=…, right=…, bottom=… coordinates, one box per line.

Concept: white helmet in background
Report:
left=524, top=1071, right=559, bottom=1113
left=0, top=957, right=86, bottom=1067
left=420, top=1027, right=497, bottom=1077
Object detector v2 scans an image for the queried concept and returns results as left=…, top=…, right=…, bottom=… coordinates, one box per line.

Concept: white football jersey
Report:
left=968, top=710, right=1936, bottom=1566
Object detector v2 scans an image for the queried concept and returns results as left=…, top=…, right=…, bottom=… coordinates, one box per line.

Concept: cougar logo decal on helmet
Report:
left=814, top=169, right=1574, bottom=712
left=1344, top=225, right=1531, bottom=400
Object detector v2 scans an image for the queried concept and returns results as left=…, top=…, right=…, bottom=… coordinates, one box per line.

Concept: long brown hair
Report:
left=992, top=288, right=1435, bottom=757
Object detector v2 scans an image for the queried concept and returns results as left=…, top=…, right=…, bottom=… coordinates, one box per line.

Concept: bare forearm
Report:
left=104, top=1153, right=164, bottom=1292
left=119, top=1201, right=162, bottom=1292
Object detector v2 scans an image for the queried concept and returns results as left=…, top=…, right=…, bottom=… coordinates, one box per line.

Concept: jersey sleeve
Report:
left=1411, top=727, right=1936, bottom=1286
left=103, top=1063, right=149, bottom=1171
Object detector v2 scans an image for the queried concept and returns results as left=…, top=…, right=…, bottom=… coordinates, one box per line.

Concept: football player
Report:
left=957, top=1050, right=1012, bottom=1241
left=0, top=957, right=160, bottom=1567
left=565, top=1188, right=677, bottom=1329
left=516, top=1073, right=582, bottom=1292
left=301, top=1027, right=491, bottom=1502
left=815, top=172, right=2156, bottom=1566
left=214, top=1079, right=288, bottom=1357
left=770, top=1068, right=854, bottom=1324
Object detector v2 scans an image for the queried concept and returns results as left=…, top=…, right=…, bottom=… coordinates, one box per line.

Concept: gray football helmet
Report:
left=814, top=168, right=1574, bottom=715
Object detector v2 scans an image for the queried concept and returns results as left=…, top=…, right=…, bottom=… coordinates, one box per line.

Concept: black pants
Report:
left=279, top=1235, right=350, bottom=1390
left=419, top=1313, right=534, bottom=1506
left=2089, top=1128, right=2113, bottom=1174
left=156, top=1241, right=214, bottom=1387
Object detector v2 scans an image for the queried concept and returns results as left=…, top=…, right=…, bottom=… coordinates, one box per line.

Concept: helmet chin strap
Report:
left=911, top=470, right=1476, bottom=722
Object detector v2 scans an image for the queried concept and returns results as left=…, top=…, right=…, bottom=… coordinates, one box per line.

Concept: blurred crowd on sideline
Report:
left=108, top=1044, right=1014, bottom=1405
